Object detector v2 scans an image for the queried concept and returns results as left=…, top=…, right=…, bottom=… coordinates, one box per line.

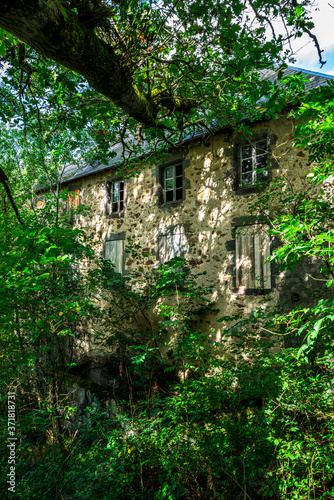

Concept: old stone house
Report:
left=51, top=66, right=333, bottom=370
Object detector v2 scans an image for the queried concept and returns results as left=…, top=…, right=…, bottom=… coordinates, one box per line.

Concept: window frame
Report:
left=232, top=131, right=278, bottom=195
left=162, top=162, right=183, bottom=204
left=154, top=151, right=189, bottom=209
left=106, top=179, right=126, bottom=217
left=239, top=138, right=269, bottom=189
left=35, top=198, right=45, bottom=209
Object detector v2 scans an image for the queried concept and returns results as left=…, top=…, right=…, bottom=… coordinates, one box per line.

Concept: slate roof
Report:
left=58, top=66, right=334, bottom=186
left=60, top=142, right=127, bottom=184
left=262, top=65, right=334, bottom=90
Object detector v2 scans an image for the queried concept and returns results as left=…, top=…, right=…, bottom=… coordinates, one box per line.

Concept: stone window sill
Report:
left=159, top=200, right=184, bottom=210
left=105, top=211, right=125, bottom=219
left=232, top=288, right=272, bottom=296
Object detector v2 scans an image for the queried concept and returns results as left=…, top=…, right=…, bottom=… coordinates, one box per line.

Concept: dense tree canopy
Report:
left=0, top=0, right=325, bottom=139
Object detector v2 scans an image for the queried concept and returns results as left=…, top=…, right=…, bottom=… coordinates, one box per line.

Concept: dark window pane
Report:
left=257, top=170, right=268, bottom=183
left=112, top=202, right=118, bottom=212
left=166, top=179, right=174, bottom=191
left=242, top=172, right=253, bottom=186
left=120, top=201, right=124, bottom=211
left=166, top=190, right=174, bottom=202
left=175, top=164, right=183, bottom=176
left=256, top=140, right=267, bottom=155
left=176, top=176, right=183, bottom=188
left=112, top=182, right=119, bottom=202
left=176, top=188, right=183, bottom=200
left=241, top=145, right=252, bottom=158
left=165, top=167, right=173, bottom=179
left=256, top=155, right=267, bottom=170
left=120, top=181, right=124, bottom=190
left=241, top=158, right=253, bottom=173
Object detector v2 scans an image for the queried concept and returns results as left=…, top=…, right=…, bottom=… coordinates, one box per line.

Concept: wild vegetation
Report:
left=0, top=1, right=334, bottom=499
left=1, top=78, right=334, bottom=498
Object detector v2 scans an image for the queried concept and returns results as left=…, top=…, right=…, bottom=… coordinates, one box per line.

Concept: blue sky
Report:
left=292, top=1, right=334, bottom=75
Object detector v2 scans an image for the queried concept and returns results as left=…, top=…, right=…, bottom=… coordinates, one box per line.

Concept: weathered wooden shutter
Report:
left=74, top=189, right=80, bottom=208
left=236, top=225, right=270, bottom=289
left=106, top=182, right=112, bottom=215
left=66, top=189, right=80, bottom=221
left=105, top=239, right=124, bottom=274
left=67, top=189, right=80, bottom=211
left=261, top=228, right=271, bottom=289
left=236, top=225, right=254, bottom=289
left=159, top=226, right=188, bottom=262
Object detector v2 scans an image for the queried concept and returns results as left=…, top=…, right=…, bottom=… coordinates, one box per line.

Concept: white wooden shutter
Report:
left=236, top=225, right=271, bottom=289
left=236, top=226, right=255, bottom=289
left=105, top=239, right=124, bottom=274
left=159, top=226, right=188, bottom=262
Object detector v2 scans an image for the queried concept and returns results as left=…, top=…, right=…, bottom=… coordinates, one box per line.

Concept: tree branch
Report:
left=0, top=0, right=159, bottom=126
left=291, top=0, right=326, bottom=67
left=0, top=167, right=24, bottom=226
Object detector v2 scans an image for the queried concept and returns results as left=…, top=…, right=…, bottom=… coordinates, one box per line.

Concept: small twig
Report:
left=306, top=273, right=329, bottom=282
left=291, top=0, right=326, bottom=67
left=247, top=0, right=276, bottom=40
left=260, top=327, right=291, bottom=336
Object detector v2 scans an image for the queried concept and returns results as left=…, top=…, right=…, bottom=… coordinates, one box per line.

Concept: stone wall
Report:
left=65, top=114, right=318, bottom=354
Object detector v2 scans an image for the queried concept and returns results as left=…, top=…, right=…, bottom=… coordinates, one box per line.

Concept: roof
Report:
left=61, top=142, right=127, bottom=184
left=263, top=65, right=334, bottom=91
left=58, top=66, right=334, bottom=185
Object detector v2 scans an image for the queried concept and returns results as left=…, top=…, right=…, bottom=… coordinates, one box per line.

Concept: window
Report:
left=158, top=225, right=188, bottom=262
left=239, top=139, right=268, bottom=187
left=66, top=189, right=80, bottom=220
left=36, top=199, right=45, bottom=209
left=105, top=235, right=124, bottom=274
left=235, top=224, right=271, bottom=290
left=67, top=189, right=80, bottom=210
left=106, top=181, right=125, bottom=215
left=163, top=163, right=183, bottom=203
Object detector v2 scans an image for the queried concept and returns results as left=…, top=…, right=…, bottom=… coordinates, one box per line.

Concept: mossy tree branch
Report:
left=0, top=0, right=163, bottom=127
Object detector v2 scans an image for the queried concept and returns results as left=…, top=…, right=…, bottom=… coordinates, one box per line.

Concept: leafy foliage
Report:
left=0, top=4, right=334, bottom=499
left=0, top=0, right=326, bottom=161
